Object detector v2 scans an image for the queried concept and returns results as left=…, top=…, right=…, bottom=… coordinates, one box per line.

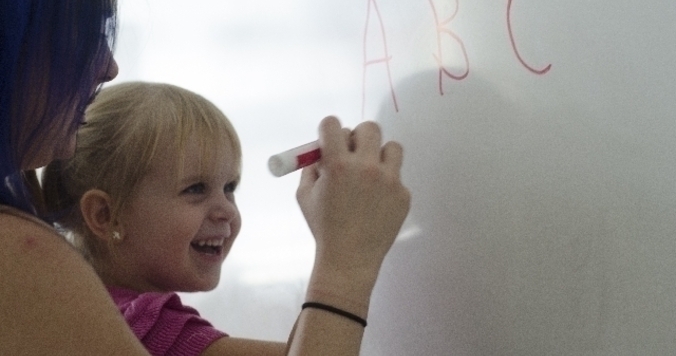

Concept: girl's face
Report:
left=111, top=136, right=241, bottom=292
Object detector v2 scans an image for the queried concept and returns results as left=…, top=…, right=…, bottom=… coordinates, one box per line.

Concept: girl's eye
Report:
left=224, top=181, right=238, bottom=194
left=184, top=183, right=206, bottom=194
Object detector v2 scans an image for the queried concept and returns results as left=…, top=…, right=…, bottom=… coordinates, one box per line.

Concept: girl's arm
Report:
left=201, top=338, right=287, bottom=356
left=289, top=117, right=410, bottom=355
left=0, top=214, right=150, bottom=355
left=201, top=116, right=409, bottom=356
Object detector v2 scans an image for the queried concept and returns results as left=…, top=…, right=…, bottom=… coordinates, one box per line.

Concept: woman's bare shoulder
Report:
left=0, top=211, right=80, bottom=279
left=0, top=213, right=150, bottom=355
left=0, top=211, right=73, bottom=270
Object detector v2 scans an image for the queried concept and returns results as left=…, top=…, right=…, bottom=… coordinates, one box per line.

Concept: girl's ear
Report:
left=80, top=189, right=121, bottom=242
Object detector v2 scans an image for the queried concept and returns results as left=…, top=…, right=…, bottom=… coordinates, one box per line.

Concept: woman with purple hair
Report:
left=0, top=1, right=410, bottom=355
left=0, top=1, right=150, bottom=354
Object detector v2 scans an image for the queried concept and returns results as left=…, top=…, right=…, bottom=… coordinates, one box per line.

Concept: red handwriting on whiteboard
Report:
left=428, top=0, right=469, bottom=95
left=360, top=1, right=552, bottom=112
left=507, top=0, right=551, bottom=75
left=362, top=0, right=399, bottom=119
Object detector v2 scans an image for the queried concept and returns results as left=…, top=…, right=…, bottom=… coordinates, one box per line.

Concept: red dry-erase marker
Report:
left=268, top=141, right=321, bottom=177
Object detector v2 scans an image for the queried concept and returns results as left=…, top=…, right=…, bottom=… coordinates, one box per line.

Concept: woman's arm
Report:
left=0, top=213, right=150, bottom=355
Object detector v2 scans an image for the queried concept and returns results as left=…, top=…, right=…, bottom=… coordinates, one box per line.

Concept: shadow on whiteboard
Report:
left=362, top=68, right=676, bottom=355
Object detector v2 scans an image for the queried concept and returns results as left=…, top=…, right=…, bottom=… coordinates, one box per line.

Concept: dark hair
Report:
left=0, top=0, right=117, bottom=214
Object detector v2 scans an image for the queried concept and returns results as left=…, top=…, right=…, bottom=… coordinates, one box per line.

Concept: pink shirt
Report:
left=108, top=286, right=227, bottom=356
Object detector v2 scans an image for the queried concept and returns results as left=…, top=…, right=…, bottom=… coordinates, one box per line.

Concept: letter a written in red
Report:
left=362, top=0, right=398, bottom=119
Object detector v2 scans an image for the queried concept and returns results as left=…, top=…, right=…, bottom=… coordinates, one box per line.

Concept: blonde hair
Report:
left=43, top=81, right=241, bottom=263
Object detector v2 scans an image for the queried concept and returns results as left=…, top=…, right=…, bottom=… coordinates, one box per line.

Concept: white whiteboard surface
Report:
left=364, top=1, right=676, bottom=355
left=114, top=1, right=676, bottom=355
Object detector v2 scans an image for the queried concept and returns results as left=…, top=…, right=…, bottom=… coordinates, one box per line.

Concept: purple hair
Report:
left=0, top=0, right=117, bottom=214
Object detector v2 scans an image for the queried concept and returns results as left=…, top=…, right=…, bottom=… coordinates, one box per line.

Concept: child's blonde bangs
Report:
left=158, top=85, right=242, bottom=182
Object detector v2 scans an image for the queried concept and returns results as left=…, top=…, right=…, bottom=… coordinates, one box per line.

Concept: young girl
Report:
left=43, top=81, right=411, bottom=355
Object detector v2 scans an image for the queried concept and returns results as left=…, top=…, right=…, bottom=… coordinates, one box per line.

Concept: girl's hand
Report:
left=297, top=116, right=411, bottom=288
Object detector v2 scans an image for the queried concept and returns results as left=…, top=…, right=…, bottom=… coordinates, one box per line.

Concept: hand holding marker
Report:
left=268, top=141, right=321, bottom=177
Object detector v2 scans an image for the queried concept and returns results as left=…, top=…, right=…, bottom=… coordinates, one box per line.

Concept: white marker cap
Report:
left=268, top=141, right=321, bottom=177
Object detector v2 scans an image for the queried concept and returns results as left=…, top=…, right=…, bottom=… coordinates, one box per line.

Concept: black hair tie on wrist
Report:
left=302, top=302, right=367, bottom=327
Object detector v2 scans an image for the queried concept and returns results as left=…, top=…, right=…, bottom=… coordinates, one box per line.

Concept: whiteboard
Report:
left=363, top=1, right=676, bottom=355
left=114, top=0, right=676, bottom=354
